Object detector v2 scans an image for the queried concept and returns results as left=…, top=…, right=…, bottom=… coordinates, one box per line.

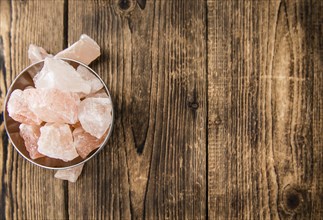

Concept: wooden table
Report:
left=0, top=0, right=322, bottom=219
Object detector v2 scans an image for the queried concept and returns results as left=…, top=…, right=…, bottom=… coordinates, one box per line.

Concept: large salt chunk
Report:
left=54, top=164, right=84, bottom=182
left=77, top=65, right=103, bottom=94
left=25, top=88, right=80, bottom=124
left=34, top=57, right=91, bottom=94
left=78, top=97, right=112, bottom=139
left=19, top=124, right=44, bottom=159
left=55, top=34, right=100, bottom=65
left=73, top=126, right=105, bottom=158
left=7, top=89, right=42, bottom=125
left=28, top=44, right=53, bottom=64
left=38, top=123, right=78, bottom=162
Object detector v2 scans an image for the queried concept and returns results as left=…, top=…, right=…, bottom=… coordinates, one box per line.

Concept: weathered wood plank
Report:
left=67, top=0, right=207, bottom=219
left=311, top=0, right=323, bottom=218
left=0, top=0, right=66, bottom=219
left=207, top=0, right=323, bottom=219
left=0, top=1, right=12, bottom=218
left=143, top=0, right=207, bottom=219
left=66, top=1, right=132, bottom=219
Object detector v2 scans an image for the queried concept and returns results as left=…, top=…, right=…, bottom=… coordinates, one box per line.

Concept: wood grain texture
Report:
left=207, top=0, right=323, bottom=219
left=0, top=0, right=67, bottom=219
left=67, top=0, right=207, bottom=219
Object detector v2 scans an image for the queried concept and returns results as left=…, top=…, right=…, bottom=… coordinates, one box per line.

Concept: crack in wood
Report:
left=136, top=0, right=146, bottom=10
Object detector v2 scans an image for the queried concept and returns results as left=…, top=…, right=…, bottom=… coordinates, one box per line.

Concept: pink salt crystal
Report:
left=55, top=34, right=100, bottom=65
left=28, top=44, right=53, bottom=64
left=25, top=86, right=35, bottom=90
left=37, top=123, right=78, bottom=162
left=19, top=124, right=44, bottom=159
left=78, top=97, right=112, bottom=139
left=34, top=57, right=91, bottom=94
left=7, top=89, right=42, bottom=125
left=76, top=65, right=103, bottom=94
left=25, top=88, right=80, bottom=124
left=54, top=164, right=84, bottom=182
left=73, top=126, right=105, bottom=159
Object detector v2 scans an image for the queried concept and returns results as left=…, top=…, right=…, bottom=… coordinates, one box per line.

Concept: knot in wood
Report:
left=214, top=115, right=222, bottom=125
left=188, top=101, right=199, bottom=110
left=115, top=0, right=136, bottom=15
left=118, top=0, right=131, bottom=10
left=295, top=134, right=306, bottom=147
left=282, top=185, right=304, bottom=214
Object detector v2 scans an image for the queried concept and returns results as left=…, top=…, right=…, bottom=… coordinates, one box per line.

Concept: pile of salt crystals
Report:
left=7, top=34, right=112, bottom=182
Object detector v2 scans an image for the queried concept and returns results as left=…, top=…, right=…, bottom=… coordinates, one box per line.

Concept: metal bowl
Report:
left=3, top=58, right=114, bottom=170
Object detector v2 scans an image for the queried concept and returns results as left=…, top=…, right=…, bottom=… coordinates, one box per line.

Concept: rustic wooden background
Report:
left=0, top=0, right=322, bottom=219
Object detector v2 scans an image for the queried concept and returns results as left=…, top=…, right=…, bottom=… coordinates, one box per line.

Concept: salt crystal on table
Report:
left=76, top=65, right=103, bottom=94
left=55, top=34, right=100, bottom=65
left=38, top=123, right=78, bottom=162
left=73, top=126, right=105, bottom=158
left=25, top=88, right=80, bottom=124
left=54, top=164, right=84, bottom=182
left=7, top=89, right=42, bottom=125
left=78, top=97, right=112, bottom=139
left=28, top=44, right=53, bottom=64
left=34, top=57, right=91, bottom=94
left=19, top=124, right=44, bottom=159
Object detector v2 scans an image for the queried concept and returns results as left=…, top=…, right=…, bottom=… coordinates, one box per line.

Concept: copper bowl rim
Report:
left=3, top=58, right=115, bottom=170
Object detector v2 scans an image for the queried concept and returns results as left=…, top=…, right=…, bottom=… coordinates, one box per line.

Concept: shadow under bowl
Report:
left=3, top=58, right=114, bottom=170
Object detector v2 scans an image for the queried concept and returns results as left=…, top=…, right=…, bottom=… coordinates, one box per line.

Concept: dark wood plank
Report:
left=207, top=0, right=323, bottom=219
left=0, top=1, right=11, bottom=218
left=67, top=0, right=207, bottom=219
left=0, top=0, right=67, bottom=219
left=143, top=0, right=207, bottom=219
